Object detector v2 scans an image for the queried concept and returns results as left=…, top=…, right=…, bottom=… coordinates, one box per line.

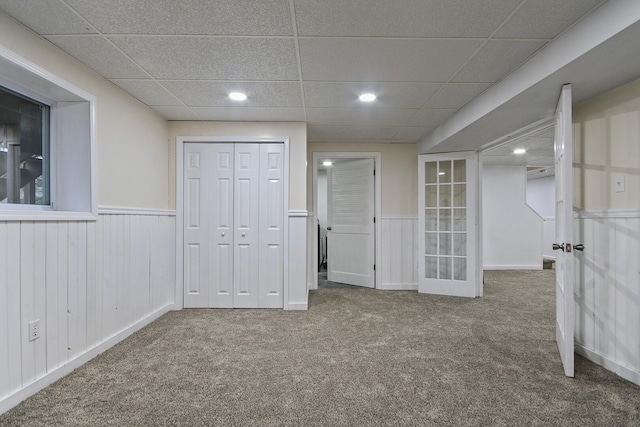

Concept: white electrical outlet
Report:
left=28, top=319, right=40, bottom=341
left=614, top=175, right=625, bottom=193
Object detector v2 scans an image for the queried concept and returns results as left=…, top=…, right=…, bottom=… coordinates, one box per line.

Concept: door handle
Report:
left=327, top=227, right=332, bottom=231
left=552, top=243, right=565, bottom=252
left=574, top=244, right=584, bottom=252
left=242, top=232, right=246, bottom=237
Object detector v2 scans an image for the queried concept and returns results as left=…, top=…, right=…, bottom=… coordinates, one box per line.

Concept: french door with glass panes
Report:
left=418, top=152, right=481, bottom=298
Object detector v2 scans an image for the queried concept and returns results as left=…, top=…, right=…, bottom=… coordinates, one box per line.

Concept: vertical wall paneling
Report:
left=20, top=222, right=35, bottom=385
left=380, top=217, right=418, bottom=290
left=33, top=222, right=46, bottom=381
left=306, top=212, right=315, bottom=290
left=0, top=223, right=9, bottom=397
left=86, top=220, right=98, bottom=349
left=287, top=211, right=308, bottom=310
left=7, top=222, right=22, bottom=394
left=574, top=211, right=640, bottom=386
left=0, top=211, right=176, bottom=414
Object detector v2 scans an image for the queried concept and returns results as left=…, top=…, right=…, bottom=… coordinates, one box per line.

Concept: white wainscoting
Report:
left=380, top=216, right=418, bottom=290
left=0, top=209, right=176, bottom=413
left=306, top=211, right=315, bottom=291
left=574, top=210, right=640, bottom=386
left=287, top=210, right=308, bottom=310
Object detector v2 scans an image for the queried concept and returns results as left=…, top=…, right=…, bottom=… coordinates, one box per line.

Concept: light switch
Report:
left=614, top=175, right=625, bottom=193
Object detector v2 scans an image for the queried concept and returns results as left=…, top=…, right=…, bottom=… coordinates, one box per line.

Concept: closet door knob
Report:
left=242, top=232, right=246, bottom=237
left=221, top=232, right=225, bottom=237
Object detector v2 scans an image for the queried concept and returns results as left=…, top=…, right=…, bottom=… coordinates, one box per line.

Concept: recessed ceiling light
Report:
left=513, top=148, right=527, bottom=155
left=229, top=92, right=247, bottom=101
left=438, top=172, right=445, bottom=175
left=359, top=93, right=376, bottom=102
left=323, top=161, right=333, bottom=167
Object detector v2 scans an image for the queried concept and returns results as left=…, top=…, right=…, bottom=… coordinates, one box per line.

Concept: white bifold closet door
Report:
left=184, top=143, right=284, bottom=309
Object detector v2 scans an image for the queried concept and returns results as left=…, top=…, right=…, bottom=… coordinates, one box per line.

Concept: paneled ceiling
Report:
left=0, top=0, right=606, bottom=144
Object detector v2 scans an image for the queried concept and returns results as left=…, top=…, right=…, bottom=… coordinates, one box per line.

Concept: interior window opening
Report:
left=0, top=84, right=50, bottom=205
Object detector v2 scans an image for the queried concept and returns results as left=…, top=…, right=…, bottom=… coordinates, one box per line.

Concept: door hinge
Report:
left=374, top=264, right=376, bottom=271
left=373, top=169, right=376, bottom=176
left=373, top=217, right=376, bottom=223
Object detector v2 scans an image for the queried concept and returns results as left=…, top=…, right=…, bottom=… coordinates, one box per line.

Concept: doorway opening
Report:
left=311, top=152, right=381, bottom=290
left=480, top=119, right=556, bottom=272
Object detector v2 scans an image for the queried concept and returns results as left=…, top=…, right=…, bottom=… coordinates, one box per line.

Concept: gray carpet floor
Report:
left=2, top=270, right=640, bottom=426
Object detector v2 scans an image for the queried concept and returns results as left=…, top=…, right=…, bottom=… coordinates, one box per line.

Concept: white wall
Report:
left=0, top=211, right=176, bottom=413
left=482, top=165, right=543, bottom=270
left=526, top=175, right=555, bottom=218
left=0, top=12, right=170, bottom=209
left=573, top=77, right=640, bottom=386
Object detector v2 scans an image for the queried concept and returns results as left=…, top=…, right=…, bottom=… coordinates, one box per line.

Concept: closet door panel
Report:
left=209, top=144, right=234, bottom=308
left=183, top=144, right=211, bottom=308
left=259, top=144, right=284, bottom=308
left=233, top=144, right=260, bottom=308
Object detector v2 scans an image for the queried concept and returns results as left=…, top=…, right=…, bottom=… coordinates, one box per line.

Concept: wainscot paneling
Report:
left=380, top=216, right=418, bottom=290
left=574, top=210, right=640, bottom=386
left=0, top=210, right=176, bottom=413
left=288, top=210, right=308, bottom=310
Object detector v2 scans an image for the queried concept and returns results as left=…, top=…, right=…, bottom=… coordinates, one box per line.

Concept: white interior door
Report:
left=327, top=159, right=375, bottom=288
left=418, top=152, right=480, bottom=298
left=552, top=84, right=575, bottom=377
left=233, top=143, right=260, bottom=308
left=258, top=144, right=284, bottom=308
left=184, top=143, right=213, bottom=308
left=183, top=142, right=283, bottom=309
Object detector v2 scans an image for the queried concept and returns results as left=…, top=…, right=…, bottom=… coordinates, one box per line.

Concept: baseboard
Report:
left=575, top=344, right=640, bottom=386
left=0, top=303, right=174, bottom=415
left=483, top=265, right=543, bottom=270
left=286, top=302, right=308, bottom=311
left=378, top=283, right=418, bottom=291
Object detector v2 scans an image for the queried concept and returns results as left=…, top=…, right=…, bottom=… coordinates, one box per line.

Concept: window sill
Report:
left=0, top=210, right=97, bottom=222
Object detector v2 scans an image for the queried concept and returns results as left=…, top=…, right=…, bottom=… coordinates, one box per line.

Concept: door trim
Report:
left=311, top=152, right=382, bottom=290
left=175, top=136, right=290, bottom=309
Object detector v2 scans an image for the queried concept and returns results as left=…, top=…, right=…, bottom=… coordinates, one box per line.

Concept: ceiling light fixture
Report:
left=229, top=92, right=247, bottom=101
left=438, top=172, right=445, bottom=175
left=323, top=161, right=333, bottom=167
left=359, top=93, right=376, bottom=102
left=513, top=148, right=527, bottom=155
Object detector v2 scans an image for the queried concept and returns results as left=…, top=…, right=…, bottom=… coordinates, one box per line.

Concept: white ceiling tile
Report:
left=308, top=126, right=399, bottom=141
left=151, top=106, right=200, bottom=120
left=306, top=108, right=417, bottom=127
left=0, top=0, right=95, bottom=34
left=295, top=0, right=521, bottom=38
left=45, top=35, right=148, bottom=78
left=160, top=81, right=302, bottom=107
left=406, top=109, right=457, bottom=127
left=496, top=0, right=604, bottom=39
left=110, top=36, right=299, bottom=81
left=451, top=40, right=547, bottom=83
left=191, top=107, right=305, bottom=122
left=303, top=82, right=441, bottom=109
left=109, top=79, right=182, bottom=106
left=299, top=38, right=483, bottom=82
left=65, top=0, right=292, bottom=36
left=393, top=127, right=435, bottom=142
left=425, top=83, right=493, bottom=109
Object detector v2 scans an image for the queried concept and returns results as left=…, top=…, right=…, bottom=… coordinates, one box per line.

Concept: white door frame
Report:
left=175, top=136, right=290, bottom=309
left=311, top=151, right=382, bottom=290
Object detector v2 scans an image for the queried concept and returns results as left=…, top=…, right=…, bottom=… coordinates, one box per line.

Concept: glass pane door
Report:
left=419, top=152, right=479, bottom=297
